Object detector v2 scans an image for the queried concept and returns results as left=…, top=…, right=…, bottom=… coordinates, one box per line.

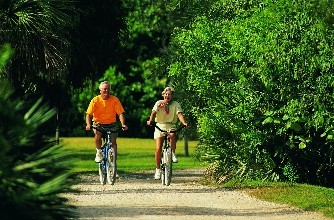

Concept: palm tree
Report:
left=0, top=0, right=79, bottom=88
left=0, top=0, right=81, bottom=142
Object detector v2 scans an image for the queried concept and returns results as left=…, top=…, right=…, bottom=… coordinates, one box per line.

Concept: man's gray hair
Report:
left=99, top=81, right=110, bottom=90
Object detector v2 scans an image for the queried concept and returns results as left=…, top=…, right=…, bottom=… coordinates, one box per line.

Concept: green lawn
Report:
left=60, top=137, right=204, bottom=173
left=245, top=182, right=334, bottom=219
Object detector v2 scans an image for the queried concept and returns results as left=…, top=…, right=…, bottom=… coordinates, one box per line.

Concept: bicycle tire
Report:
left=164, top=147, right=172, bottom=186
left=99, top=163, right=107, bottom=185
left=161, top=149, right=166, bottom=185
left=107, top=148, right=117, bottom=185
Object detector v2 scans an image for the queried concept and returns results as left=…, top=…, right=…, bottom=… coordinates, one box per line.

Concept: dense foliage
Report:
left=0, top=0, right=79, bottom=89
left=168, top=0, right=334, bottom=186
left=0, top=76, right=76, bottom=218
left=1, top=0, right=334, bottom=188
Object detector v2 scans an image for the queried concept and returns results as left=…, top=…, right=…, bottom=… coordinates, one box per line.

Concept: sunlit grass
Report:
left=245, top=183, right=334, bottom=219
left=207, top=179, right=334, bottom=219
left=61, top=137, right=204, bottom=173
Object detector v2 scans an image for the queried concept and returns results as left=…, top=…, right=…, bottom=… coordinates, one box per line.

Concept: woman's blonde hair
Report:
left=162, top=86, right=175, bottom=96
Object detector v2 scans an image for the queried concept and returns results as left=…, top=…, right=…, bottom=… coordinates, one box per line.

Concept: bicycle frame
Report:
left=152, top=122, right=186, bottom=186
left=91, top=125, right=123, bottom=185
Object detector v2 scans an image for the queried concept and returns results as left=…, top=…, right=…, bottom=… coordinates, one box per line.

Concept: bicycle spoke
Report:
left=165, top=147, right=172, bottom=186
left=107, top=148, right=117, bottom=185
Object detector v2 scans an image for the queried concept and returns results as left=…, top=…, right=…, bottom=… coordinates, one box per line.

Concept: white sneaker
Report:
left=95, top=151, right=103, bottom=163
left=172, top=153, right=178, bottom=163
left=154, top=169, right=161, bottom=180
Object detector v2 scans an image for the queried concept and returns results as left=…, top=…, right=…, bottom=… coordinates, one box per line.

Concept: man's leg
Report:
left=94, top=131, right=103, bottom=162
left=111, top=137, right=117, bottom=160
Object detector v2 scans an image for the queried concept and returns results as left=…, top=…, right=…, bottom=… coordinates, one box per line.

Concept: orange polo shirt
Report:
left=86, top=95, right=125, bottom=124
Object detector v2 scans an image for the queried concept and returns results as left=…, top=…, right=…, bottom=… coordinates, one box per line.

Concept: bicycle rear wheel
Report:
left=161, top=164, right=165, bottom=185
left=107, top=148, right=117, bottom=185
left=164, top=147, right=172, bottom=186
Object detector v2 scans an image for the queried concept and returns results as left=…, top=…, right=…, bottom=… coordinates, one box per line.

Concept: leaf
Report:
left=262, top=117, right=273, bottom=125
left=264, top=110, right=274, bottom=116
left=273, top=117, right=281, bottom=124
left=299, top=142, right=306, bottom=149
left=286, top=122, right=302, bottom=131
left=327, top=134, right=334, bottom=140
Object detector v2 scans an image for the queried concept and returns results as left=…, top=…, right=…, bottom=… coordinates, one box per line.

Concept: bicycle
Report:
left=150, top=122, right=186, bottom=186
left=91, top=124, right=124, bottom=185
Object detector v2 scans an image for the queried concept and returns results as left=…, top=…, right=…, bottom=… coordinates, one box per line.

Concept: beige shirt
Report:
left=152, top=100, right=182, bottom=124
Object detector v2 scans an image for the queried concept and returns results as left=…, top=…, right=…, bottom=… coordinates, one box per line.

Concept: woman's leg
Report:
left=155, top=136, right=164, bottom=168
left=169, top=133, right=176, bottom=154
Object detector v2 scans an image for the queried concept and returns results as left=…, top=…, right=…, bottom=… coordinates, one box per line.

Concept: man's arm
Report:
left=86, top=114, right=93, bottom=130
left=119, top=113, right=128, bottom=130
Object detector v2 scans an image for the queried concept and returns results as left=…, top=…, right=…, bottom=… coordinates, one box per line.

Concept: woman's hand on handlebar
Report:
left=86, top=124, right=91, bottom=130
left=147, top=121, right=155, bottom=126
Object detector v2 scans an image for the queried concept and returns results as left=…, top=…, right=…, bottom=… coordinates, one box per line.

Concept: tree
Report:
left=0, top=46, right=76, bottom=219
left=168, top=0, right=334, bottom=186
left=0, top=0, right=79, bottom=90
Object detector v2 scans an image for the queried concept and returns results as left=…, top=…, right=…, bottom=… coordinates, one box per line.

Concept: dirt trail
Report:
left=65, top=169, right=330, bottom=220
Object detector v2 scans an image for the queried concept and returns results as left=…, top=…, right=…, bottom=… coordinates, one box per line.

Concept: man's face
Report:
left=100, top=84, right=110, bottom=100
left=163, top=91, right=172, bottom=103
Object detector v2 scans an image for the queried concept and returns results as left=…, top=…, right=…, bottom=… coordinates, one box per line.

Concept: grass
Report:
left=245, top=182, right=334, bottom=219
left=205, top=178, right=334, bottom=219
left=60, top=136, right=204, bottom=173
left=61, top=137, right=334, bottom=219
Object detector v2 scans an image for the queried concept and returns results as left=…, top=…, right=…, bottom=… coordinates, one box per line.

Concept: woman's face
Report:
left=163, top=91, right=173, bottom=103
left=100, top=84, right=110, bottom=100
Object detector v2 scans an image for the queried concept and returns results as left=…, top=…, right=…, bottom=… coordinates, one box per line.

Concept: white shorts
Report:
left=154, top=123, right=177, bottom=139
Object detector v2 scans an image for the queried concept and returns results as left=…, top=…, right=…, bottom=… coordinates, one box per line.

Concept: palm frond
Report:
left=0, top=78, right=77, bottom=219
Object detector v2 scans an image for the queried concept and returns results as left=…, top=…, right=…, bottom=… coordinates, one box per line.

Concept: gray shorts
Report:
left=93, top=122, right=118, bottom=138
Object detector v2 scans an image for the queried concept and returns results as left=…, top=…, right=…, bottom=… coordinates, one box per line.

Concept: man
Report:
left=85, top=81, right=128, bottom=162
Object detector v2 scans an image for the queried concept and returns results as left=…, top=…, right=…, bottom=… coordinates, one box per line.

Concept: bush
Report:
left=0, top=79, right=77, bottom=219
left=168, top=0, right=334, bottom=186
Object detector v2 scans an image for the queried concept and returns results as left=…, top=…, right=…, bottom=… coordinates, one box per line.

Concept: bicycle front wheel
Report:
left=98, top=163, right=107, bottom=185
left=106, top=148, right=117, bottom=185
left=164, top=147, right=173, bottom=186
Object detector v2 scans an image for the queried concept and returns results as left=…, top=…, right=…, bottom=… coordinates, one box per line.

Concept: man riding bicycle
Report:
left=85, top=81, right=128, bottom=163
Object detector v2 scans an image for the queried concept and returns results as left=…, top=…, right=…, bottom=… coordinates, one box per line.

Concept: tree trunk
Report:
left=184, top=135, right=189, bottom=156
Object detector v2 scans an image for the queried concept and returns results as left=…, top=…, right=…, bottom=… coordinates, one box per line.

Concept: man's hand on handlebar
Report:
left=121, top=125, right=129, bottom=131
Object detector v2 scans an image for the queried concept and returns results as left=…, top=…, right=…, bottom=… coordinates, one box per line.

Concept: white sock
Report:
left=96, top=149, right=101, bottom=153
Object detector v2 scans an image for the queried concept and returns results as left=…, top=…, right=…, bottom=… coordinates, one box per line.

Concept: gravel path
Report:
left=65, top=169, right=330, bottom=220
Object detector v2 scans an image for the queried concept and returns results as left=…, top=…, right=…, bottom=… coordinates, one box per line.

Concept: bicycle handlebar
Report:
left=149, top=122, right=186, bottom=133
left=91, top=125, right=124, bottom=134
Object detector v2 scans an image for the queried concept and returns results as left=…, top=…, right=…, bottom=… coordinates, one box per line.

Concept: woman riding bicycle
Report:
left=147, top=86, right=188, bottom=180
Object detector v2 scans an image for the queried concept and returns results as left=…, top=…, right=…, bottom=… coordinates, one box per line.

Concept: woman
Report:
left=147, top=87, right=188, bottom=180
